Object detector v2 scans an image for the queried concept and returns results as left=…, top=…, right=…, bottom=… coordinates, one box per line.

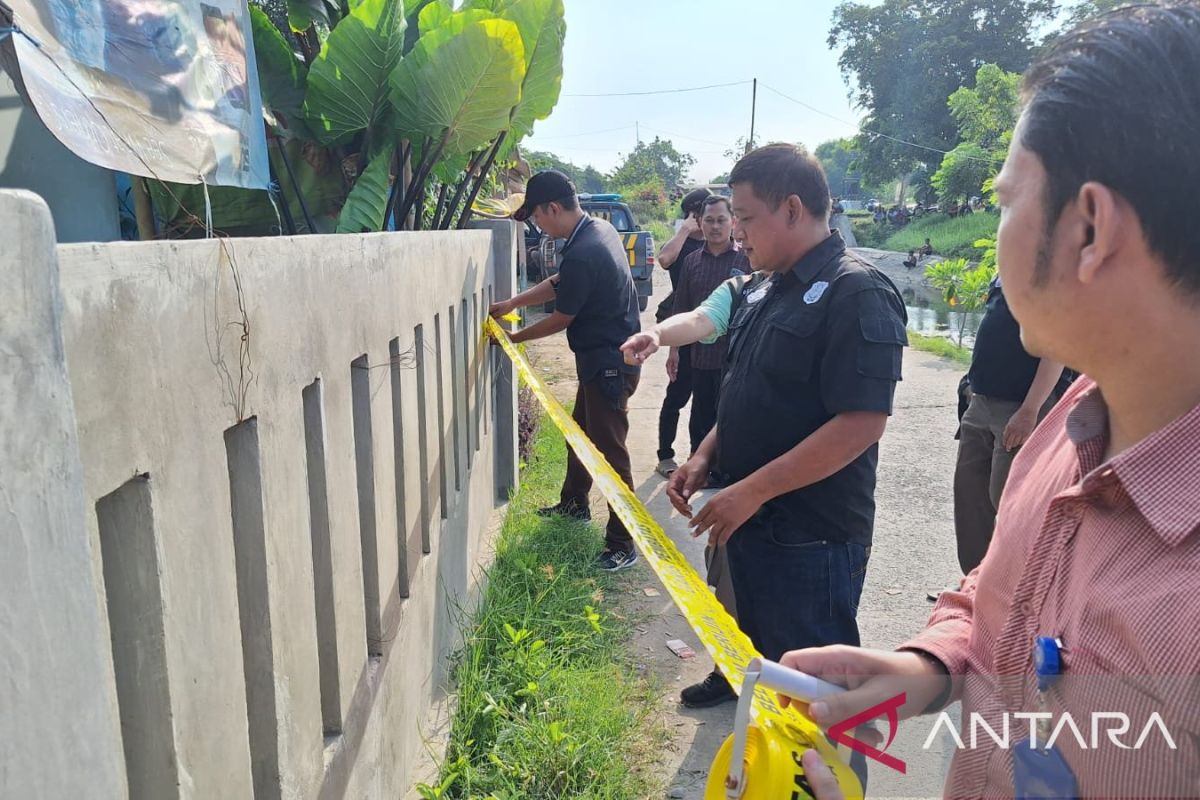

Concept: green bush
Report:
left=883, top=213, right=999, bottom=260
left=644, top=220, right=673, bottom=249
left=613, top=177, right=670, bottom=226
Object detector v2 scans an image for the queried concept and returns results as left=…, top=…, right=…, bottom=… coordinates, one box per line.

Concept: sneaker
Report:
left=680, top=670, right=736, bottom=708
left=537, top=501, right=590, bottom=522
left=597, top=548, right=638, bottom=572
left=655, top=458, right=678, bottom=478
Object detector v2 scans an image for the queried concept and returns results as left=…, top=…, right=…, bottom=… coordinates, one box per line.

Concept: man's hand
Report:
left=800, top=750, right=845, bottom=800
left=666, top=347, right=680, bottom=383
left=1003, top=405, right=1038, bottom=451
left=666, top=454, right=709, bottom=517
left=621, top=330, right=661, bottom=366
left=776, top=646, right=950, bottom=725
left=489, top=299, right=516, bottom=319
left=688, top=481, right=764, bottom=546
left=678, top=215, right=700, bottom=238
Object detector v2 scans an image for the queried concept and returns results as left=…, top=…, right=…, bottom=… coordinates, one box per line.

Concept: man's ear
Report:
left=1075, top=182, right=1122, bottom=286
left=785, top=195, right=805, bottom=226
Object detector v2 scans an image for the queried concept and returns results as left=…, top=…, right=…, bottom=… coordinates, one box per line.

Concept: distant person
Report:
left=920, top=238, right=934, bottom=257
left=669, top=195, right=749, bottom=459
left=489, top=171, right=642, bottom=572
left=954, top=275, right=1064, bottom=573
left=903, top=250, right=919, bottom=269
left=653, top=188, right=711, bottom=477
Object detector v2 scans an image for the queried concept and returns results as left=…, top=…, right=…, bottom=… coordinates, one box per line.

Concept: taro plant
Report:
left=151, top=0, right=565, bottom=236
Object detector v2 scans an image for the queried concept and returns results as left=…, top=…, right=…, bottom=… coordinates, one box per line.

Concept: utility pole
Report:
left=636, top=120, right=641, bottom=146
left=747, top=78, right=757, bottom=154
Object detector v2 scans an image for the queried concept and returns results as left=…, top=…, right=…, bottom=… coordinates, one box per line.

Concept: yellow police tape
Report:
left=486, top=317, right=864, bottom=800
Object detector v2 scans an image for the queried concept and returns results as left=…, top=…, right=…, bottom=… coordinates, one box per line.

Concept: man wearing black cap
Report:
left=489, top=170, right=643, bottom=571
left=653, top=187, right=711, bottom=477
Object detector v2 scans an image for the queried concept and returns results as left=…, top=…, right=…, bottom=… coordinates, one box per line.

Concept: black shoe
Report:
left=680, top=670, right=736, bottom=708
left=597, top=548, right=638, bottom=572
left=537, top=501, right=590, bottom=522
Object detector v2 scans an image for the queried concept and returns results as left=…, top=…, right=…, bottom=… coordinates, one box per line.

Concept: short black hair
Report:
left=701, top=195, right=732, bottom=215
left=540, top=193, right=578, bottom=214
left=1021, top=3, right=1200, bottom=293
left=729, top=143, right=830, bottom=217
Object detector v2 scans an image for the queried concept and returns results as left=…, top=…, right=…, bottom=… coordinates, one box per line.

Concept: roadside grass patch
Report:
left=907, top=330, right=973, bottom=366
left=418, top=417, right=664, bottom=800
left=883, top=213, right=998, bottom=260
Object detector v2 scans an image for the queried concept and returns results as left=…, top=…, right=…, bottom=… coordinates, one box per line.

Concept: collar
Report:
left=1066, top=380, right=1200, bottom=545
left=563, top=214, right=591, bottom=250
left=778, top=230, right=846, bottom=286
left=703, top=240, right=736, bottom=258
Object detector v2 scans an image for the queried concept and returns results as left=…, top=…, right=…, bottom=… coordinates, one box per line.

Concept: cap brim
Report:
left=512, top=204, right=533, bottom=222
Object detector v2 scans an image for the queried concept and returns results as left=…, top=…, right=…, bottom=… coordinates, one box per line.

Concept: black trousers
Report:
left=657, top=345, right=693, bottom=460
left=688, top=367, right=721, bottom=455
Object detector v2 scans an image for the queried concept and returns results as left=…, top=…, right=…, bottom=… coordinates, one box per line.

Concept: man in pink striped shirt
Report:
left=786, top=5, right=1200, bottom=797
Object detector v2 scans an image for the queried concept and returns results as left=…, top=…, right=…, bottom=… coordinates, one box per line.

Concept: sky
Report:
left=521, top=0, right=871, bottom=184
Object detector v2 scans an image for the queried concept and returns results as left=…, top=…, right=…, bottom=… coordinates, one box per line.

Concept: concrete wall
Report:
left=0, top=190, right=519, bottom=798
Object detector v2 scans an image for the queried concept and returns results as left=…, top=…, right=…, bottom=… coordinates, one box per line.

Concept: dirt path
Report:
left=524, top=258, right=964, bottom=798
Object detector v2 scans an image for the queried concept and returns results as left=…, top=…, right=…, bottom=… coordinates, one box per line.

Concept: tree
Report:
left=610, top=137, right=696, bottom=193
left=946, top=63, right=1019, bottom=154
left=815, top=138, right=862, bottom=199
left=524, top=150, right=608, bottom=193
left=931, top=143, right=991, bottom=202
left=829, top=0, right=1055, bottom=184
left=931, top=63, right=1019, bottom=202
left=1060, top=0, right=1125, bottom=30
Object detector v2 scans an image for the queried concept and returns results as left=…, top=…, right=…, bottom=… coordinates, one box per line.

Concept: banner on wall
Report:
left=5, top=0, right=269, bottom=189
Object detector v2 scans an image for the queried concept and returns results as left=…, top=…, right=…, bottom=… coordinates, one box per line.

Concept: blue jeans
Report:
left=725, top=510, right=870, bottom=662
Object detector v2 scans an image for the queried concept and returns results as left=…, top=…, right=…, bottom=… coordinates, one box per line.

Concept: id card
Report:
left=1013, top=738, right=1078, bottom=800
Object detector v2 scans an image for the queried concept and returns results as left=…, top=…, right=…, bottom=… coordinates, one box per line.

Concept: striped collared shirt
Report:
left=904, top=377, right=1200, bottom=798
left=673, top=241, right=749, bottom=371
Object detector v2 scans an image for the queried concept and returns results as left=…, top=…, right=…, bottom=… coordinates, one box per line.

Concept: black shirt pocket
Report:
left=857, top=313, right=908, bottom=381
left=757, top=315, right=822, bottom=381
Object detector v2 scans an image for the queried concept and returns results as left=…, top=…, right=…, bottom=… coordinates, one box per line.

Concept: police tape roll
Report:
left=487, top=317, right=864, bottom=800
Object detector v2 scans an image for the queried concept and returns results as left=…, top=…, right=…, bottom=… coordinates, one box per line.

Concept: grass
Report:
left=882, top=213, right=999, bottom=260
left=417, top=417, right=664, bottom=800
left=644, top=219, right=673, bottom=248
left=907, top=330, right=973, bottom=366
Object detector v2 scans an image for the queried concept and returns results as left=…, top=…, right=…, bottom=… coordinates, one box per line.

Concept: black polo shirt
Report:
left=715, top=231, right=907, bottom=546
left=668, top=234, right=706, bottom=290
left=967, top=278, right=1040, bottom=402
left=553, top=216, right=641, bottom=381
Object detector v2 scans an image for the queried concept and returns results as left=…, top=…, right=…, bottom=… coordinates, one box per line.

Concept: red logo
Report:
left=827, top=693, right=907, bottom=774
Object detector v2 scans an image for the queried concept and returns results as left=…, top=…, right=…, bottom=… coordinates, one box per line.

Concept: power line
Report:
left=758, top=82, right=1000, bottom=164
left=640, top=124, right=733, bottom=149
left=562, top=79, right=753, bottom=98
left=533, top=123, right=637, bottom=140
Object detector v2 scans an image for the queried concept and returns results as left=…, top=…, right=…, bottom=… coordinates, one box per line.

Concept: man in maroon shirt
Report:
left=786, top=6, right=1200, bottom=797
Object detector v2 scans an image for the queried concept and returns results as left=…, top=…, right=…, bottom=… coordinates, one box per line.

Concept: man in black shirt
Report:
left=625, top=144, right=908, bottom=684
left=489, top=171, right=642, bottom=571
left=954, top=276, right=1063, bottom=572
left=653, top=189, right=711, bottom=477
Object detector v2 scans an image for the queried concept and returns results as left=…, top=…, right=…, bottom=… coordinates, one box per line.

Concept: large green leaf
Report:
left=336, top=151, right=394, bottom=232
left=498, top=0, right=564, bottom=141
left=391, top=17, right=525, bottom=157
left=304, top=0, right=407, bottom=144
left=288, top=0, right=329, bottom=32
left=417, top=0, right=454, bottom=33
left=250, top=8, right=309, bottom=130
